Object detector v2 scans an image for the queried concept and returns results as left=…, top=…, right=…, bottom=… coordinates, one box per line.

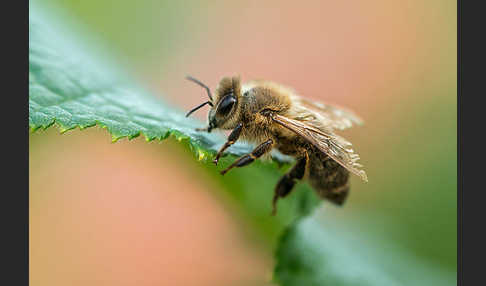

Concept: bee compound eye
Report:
left=218, top=96, right=236, bottom=116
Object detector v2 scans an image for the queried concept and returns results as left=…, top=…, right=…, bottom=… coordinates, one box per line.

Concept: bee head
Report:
left=186, top=75, right=241, bottom=132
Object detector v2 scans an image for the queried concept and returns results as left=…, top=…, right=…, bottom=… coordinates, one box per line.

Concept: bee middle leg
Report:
left=220, top=139, right=274, bottom=175
left=272, top=152, right=308, bottom=215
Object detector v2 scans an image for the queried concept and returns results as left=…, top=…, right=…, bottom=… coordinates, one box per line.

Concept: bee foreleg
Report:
left=213, top=123, right=243, bottom=165
left=220, top=139, right=274, bottom=175
left=272, top=153, right=308, bottom=215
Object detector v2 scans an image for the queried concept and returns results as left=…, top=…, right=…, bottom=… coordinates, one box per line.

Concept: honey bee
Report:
left=185, top=75, right=368, bottom=215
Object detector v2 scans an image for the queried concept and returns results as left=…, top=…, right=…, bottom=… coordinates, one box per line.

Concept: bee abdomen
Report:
left=307, top=152, right=350, bottom=205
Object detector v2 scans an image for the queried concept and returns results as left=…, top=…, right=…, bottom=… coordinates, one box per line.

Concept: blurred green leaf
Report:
left=29, top=3, right=455, bottom=286
left=274, top=213, right=456, bottom=286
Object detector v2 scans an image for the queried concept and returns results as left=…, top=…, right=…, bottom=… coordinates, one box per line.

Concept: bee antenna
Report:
left=186, top=75, right=213, bottom=101
left=185, top=101, right=213, bottom=117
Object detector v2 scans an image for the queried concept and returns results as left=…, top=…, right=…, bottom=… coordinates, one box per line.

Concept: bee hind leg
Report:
left=272, top=153, right=308, bottom=215
left=220, top=139, right=274, bottom=175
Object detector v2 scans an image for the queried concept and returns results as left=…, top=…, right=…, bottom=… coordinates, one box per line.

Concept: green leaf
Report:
left=274, top=213, right=457, bottom=286
left=29, top=1, right=317, bottom=238
left=30, top=3, right=226, bottom=162
left=29, top=3, right=455, bottom=286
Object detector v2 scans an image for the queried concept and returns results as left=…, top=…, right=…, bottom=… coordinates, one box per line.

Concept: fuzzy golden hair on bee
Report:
left=214, top=76, right=241, bottom=104
left=185, top=75, right=367, bottom=215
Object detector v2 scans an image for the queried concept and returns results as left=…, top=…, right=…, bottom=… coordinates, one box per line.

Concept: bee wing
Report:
left=300, top=98, right=364, bottom=130
left=271, top=114, right=368, bottom=182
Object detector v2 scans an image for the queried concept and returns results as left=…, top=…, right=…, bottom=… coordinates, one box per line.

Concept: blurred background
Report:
left=30, top=0, right=457, bottom=285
